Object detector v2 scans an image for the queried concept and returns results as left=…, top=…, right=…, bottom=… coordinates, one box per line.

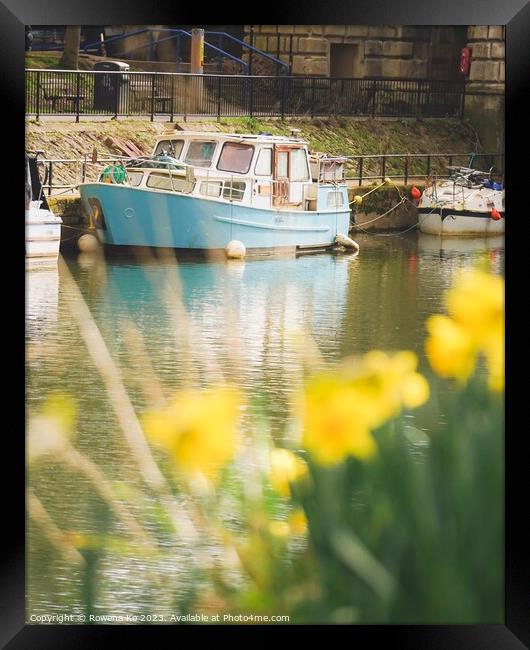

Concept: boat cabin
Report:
left=109, top=132, right=349, bottom=213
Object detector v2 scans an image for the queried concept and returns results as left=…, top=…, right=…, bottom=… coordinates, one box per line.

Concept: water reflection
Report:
left=26, top=231, right=504, bottom=620
left=26, top=268, right=59, bottom=339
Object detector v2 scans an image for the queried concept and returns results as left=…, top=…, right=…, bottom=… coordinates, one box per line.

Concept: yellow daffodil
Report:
left=299, top=351, right=429, bottom=466
left=300, top=374, right=377, bottom=465
left=27, top=392, right=77, bottom=464
left=268, top=520, right=290, bottom=539
left=142, top=385, right=242, bottom=478
left=425, top=314, right=477, bottom=382
left=425, top=269, right=504, bottom=391
left=288, top=508, right=308, bottom=536
left=400, top=372, right=430, bottom=409
left=445, top=270, right=504, bottom=344
left=269, top=448, right=308, bottom=496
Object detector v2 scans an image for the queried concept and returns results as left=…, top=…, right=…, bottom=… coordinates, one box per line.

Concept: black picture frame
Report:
left=4, top=0, right=527, bottom=645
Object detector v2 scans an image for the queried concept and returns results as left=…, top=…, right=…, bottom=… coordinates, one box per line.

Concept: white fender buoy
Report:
left=77, top=233, right=99, bottom=253
left=335, top=234, right=360, bottom=254
left=225, top=240, right=246, bottom=260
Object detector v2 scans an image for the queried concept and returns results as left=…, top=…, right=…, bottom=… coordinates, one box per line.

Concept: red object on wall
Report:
left=490, top=208, right=501, bottom=221
left=410, top=186, right=422, bottom=200
left=459, top=47, right=472, bottom=76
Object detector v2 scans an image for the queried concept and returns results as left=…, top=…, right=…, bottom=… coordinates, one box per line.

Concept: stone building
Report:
left=244, top=25, right=505, bottom=155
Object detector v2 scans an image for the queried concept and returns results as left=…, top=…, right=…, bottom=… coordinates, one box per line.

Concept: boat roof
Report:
left=156, top=131, right=308, bottom=145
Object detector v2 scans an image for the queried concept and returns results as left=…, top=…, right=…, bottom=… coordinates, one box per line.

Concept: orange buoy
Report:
left=411, top=186, right=422, bottom=200
left=490, top=208, right=501, bottom=221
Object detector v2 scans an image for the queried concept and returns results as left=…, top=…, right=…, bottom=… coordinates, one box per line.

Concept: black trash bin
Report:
left=93, top=61, right=130, bottom=114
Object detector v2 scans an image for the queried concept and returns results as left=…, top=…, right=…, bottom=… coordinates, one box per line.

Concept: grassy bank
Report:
left=26, top=116, right=481, bottom=192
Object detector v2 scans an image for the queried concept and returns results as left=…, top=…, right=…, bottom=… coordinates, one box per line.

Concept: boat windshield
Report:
left=184, top=140, right=217, bottom=168
left=154, top=140, right=184, bottom=158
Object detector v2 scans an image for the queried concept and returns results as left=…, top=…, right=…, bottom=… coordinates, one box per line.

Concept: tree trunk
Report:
left=60, top=26, right=81, bottom=69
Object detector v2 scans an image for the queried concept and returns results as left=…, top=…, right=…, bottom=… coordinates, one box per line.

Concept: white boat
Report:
left=26, top=152, right=62, bottom=270
left=417, top=166, right=504, bottom=236
left=78, top=131, right=355, bottom=255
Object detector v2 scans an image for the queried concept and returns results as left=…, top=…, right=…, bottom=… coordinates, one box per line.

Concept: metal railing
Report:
left=34, top=152, right=504, bottom=197
left=82, top=28, right=289, bottom=76
left=341, top=152, right=504, bottom=186
left=26, top=70, right=466, bottom=122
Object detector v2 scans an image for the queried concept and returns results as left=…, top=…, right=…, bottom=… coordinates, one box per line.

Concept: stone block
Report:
left=324, top=25, right=347, bottom=36
left=467, top=25, right=489, bottom=40
left=469, top=60, right=500, bottom=82
left=382, top=40, right=414, bottom=57
left=488, top=26, right=504, bottom=40
left=470, top=42, right=491, bottom=59
left=499, top=60, right=505, bottom=82
left=260, top=25, right=278, bottom=34
left=345, top=25, right=368, bottom=37
left=253, top=35, right=267, bottom=51
left=368, top=26, right=396, bottom=38
left=491, top=42, right=505, bottom=59
left=364, top=59, right=383, bottom=76
left=277, top=25, right=295, bottom=34
left=365, top=40, right=383, bottom=56
left=292, top=55, right=328, bottom=76
left=383, top=58, right=425, bottom=78
left=294, top=25, right=312, bottom=35
left=397, top=26, right=430, bottom=40
left=297, top=37, right=328, bottom=54
left=380, top=58, right=403, bottom=77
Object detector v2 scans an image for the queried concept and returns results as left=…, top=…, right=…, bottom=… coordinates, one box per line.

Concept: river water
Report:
left=26, top=231, right=504, bottom=621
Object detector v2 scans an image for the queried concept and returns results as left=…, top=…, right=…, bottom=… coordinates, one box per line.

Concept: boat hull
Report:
left=418, top=209, right=505, bottom=236
left=25, top=207, right=62, bottom=270
left=79, top=183, right=351, bottom=252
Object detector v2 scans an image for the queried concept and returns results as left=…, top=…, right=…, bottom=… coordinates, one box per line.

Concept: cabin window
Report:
left=217, top=142, right=254, bottom=174
left=223, top=181, right=246, bottom=201
left=277, top=151, right=289, bottom=178
left=154, top=140, right=184, bottom=158
left=290, top=148, right=310, bottom=181
left=146, top=172, right=194, bottom=193
left=326, top=191, right=345, bottom=208
left=255, top=148, right=272, bottom=176
left=126, top=171, right=144, bottom=187
left=199, top=181, right=222, bottom=198
left=184, top=140, right=217, bottom=168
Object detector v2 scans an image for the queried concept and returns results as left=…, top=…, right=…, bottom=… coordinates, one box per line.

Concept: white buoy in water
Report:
left=225, top=240, right=246, bottom=259
left=335, top=234, right=360, bottom=254
left=77, top=233, right=99, bottom=253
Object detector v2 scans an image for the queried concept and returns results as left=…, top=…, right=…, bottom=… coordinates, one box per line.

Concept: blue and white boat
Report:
left=78, top=131, right=355, bottom=255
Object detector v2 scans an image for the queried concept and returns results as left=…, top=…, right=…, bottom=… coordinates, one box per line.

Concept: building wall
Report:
left=243, top=25, right=468, bottom=79
left=464, top=26, right=505, bottom=161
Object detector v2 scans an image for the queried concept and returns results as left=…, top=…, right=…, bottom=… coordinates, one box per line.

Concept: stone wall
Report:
left=463, top=26, right=505, bottom=161
left=243, top=26, right=465, bottom=79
